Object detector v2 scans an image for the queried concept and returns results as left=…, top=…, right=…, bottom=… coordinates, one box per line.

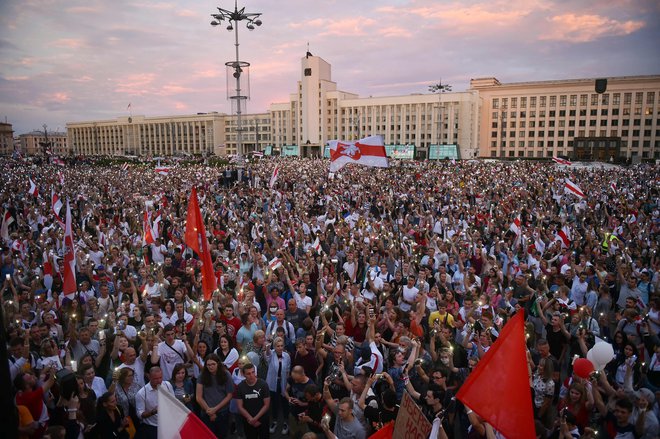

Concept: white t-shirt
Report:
left=294, top=292, right=312, bottom=311
left=157, top=340, right=187, bottom=381
left=401, top=285, right=419, bottom=311
left=118, top=358, right=146, bottom=387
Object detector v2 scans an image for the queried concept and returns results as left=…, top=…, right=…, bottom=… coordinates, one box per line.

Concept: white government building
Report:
left=66, top=54, right=660, bottom=161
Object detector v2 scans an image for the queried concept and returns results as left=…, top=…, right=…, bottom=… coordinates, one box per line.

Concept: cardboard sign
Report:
left=393, top=392, right=432, bottom=439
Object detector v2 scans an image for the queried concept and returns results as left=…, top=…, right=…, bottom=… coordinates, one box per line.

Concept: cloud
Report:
left=540, top=14, right=645, bottom=42
left=114, top=73, right=156, bottom=95
left=50, top=39, right=88, bottom=49
left=289, top=17, right=377, bottom=37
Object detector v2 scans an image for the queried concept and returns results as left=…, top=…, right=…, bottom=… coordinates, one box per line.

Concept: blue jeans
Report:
left=200, top=410, right=229, bottom=438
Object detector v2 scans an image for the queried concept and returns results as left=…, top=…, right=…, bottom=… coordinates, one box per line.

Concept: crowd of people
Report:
left=1, top=155, right=659, bottom=439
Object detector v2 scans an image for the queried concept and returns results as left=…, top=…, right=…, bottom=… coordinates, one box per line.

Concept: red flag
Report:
left=456, top=311, right=535, bottom=439
left=368, top=421, right=394, bottom=439
left=329, top=135, right=388, bottom=172
left=143, top=210, right=155, bottom=245
left=184, top=187, right=216, bottom=301
left=158, top=386, right=215, bottom=439
left=62, top=201, right=77, bottom=295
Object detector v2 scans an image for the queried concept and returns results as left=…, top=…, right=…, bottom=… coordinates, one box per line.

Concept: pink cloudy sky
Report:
left=0, top=0, right=658, bottom=135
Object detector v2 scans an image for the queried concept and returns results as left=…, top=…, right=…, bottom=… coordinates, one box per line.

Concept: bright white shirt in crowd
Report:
left=135, top=381, right=174, bottom=427
left=118, top=357, right=146, bottom=387
left=156, top=340, right=187, bottom=382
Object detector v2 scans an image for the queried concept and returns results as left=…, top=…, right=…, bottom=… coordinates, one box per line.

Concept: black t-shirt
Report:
left=287, top=377, right=313, bottom=415
left=236, top=378, right=270, bottom=419
left=364, top=405, right=398, bottom=431
left=545, top=323, right=568, bottom=360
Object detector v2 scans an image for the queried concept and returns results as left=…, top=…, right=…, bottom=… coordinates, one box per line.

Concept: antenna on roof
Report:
left=306, top=42, right=312, bottom=58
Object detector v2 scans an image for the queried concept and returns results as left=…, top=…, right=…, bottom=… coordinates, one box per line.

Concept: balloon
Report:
left=591, top=342, right=614, bottom=369
left=573, top=358, right=595, bottom=378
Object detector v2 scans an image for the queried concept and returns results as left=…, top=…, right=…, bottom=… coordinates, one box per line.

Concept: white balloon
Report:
left=591, top=342, right=614, bottom=369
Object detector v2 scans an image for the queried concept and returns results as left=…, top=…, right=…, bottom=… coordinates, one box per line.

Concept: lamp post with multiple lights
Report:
left=211, top=1, right=262, bottom=162
left=428, top=81, right=452, bottom=153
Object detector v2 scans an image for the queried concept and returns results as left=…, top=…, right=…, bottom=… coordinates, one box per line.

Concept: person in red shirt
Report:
left=14, top=366, right=56, bottom=438
left=220, top=304, right=242, bottom=343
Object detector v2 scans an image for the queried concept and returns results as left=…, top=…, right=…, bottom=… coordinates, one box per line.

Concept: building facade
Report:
left=471, top=75, right=660, bottom=160
left=0, top=122, right=14, bottom=156
left=18, top=130, right=67, bottom=156
left=64, top=54, right=659, bottom=161
left=67, top=113, right=225, bottom=156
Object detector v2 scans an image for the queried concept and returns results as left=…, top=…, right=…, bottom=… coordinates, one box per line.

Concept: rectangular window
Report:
left=635, top=92, right=643, bottom=104
left=560, top=95, right=567, bottom=106
left=647, top=92, right=655, bottom=104
left=511, top=97, right=517, bottom=108
left=601, top=94, right=609, bottom=105
left=530, top=97, right=537, bottom=107
left=570, top=95, right=577, bottom=106
left=591, top=94, right=598, bottom=105
left=580, top=95, right=588, bottom=106
left=550, top=96, right=556, bottom=107
left=580, top=109, right=587, bottom=116
left=540, top=96, right=546, bottom=107
left=613, top=93, right=620, bottom=105
left=624, top=93, right=632, bottom=105
left=521, top=97, right=527, bottom=108
left=601, top=109, right=608, bottom=116
left=493, top=98, right=499, bottom=109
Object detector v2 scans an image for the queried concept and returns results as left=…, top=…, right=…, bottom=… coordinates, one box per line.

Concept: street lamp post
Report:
left=428, top=81, right=452, bottom=150
left=211, top=1, right=262, bottom=163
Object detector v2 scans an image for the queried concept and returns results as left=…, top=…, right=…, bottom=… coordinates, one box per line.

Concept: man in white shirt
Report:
left=117, top=344, right=148, bottom=387
left=136, top=367, right=175, bottom=438
left=400, top=276, right=419, bottom=312
left=151, top=324, right=192, bottom=382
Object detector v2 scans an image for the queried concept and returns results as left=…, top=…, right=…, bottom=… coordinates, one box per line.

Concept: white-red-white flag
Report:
left=152, top=210, right=162, bottom=240
left=509, top=214, right=521, bottom=236
left=269, top=257, right=282, bottom=271
left=610, top=182, right=617, bottom=192
left=52, top=189, right=64, bottom=226
left=62, top=201, right=77, bottom=295
left=552, top=157, right=572, bottom=166
left=269, top=165, right=280, bottom=189
left=328, top=135, right=388, bottom=173
left=28, top=178, right=38, bottom=197
left=155, top=166, right=170, bottom=176
left=57, top=171, right=64, bottom=185
left=555, top=225, right=571, bottom=248
left=1, top=209, right=14, bottom=243
left=157, top=386, right=215, bottom=439
left=565, top=179, right=585, bottom=198
left=312, top=237, right=322, bottom=253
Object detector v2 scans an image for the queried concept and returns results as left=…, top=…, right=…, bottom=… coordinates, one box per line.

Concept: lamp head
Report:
left=227, top=24, right=233, bottom=31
